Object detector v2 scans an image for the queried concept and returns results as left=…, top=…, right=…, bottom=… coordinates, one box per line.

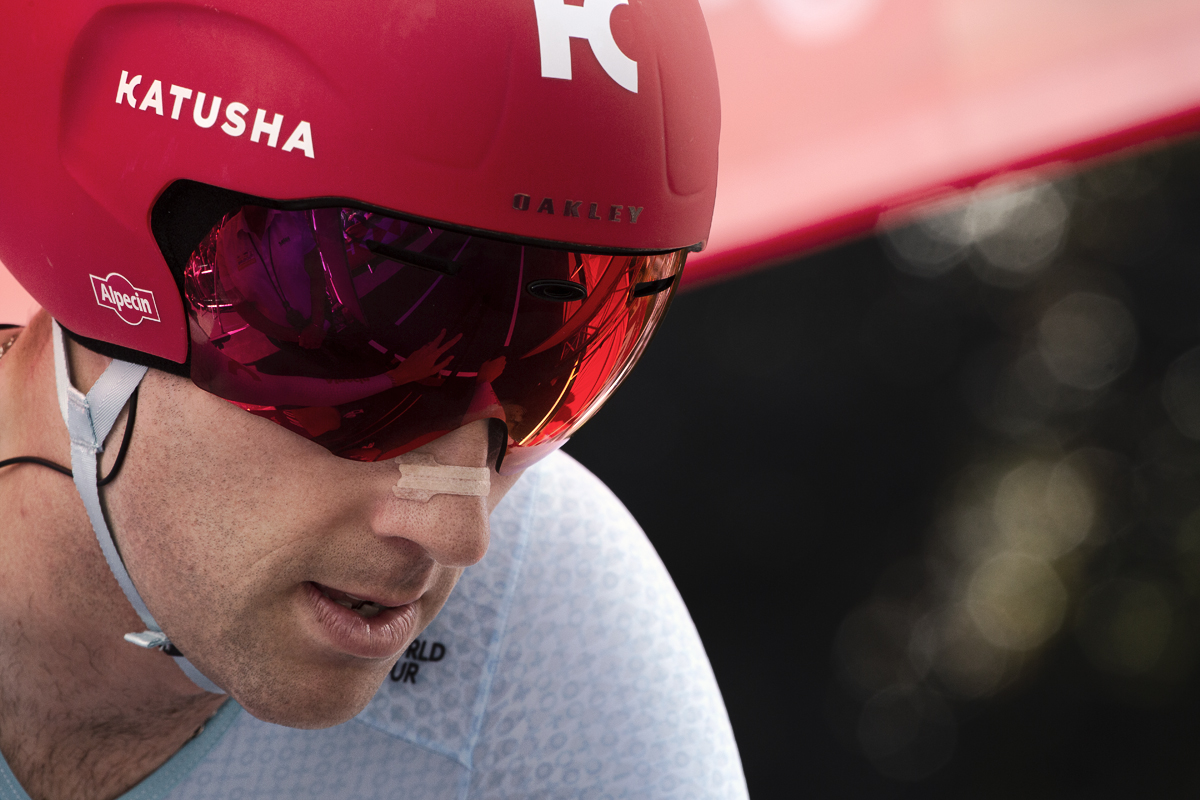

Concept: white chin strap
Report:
left=52, top=322, right=224, bottom=694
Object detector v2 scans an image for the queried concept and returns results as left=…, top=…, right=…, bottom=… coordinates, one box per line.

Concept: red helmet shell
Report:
left=0, top=0, right=719, bottom=362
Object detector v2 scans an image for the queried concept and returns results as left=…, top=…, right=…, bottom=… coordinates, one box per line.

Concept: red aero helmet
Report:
left=0, top=0, right=720, bottom=363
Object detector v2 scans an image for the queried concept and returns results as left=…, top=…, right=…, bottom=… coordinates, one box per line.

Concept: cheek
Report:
left=102, top=375, right=361, bottom=618
left=93, top=374, right=508, bottom=724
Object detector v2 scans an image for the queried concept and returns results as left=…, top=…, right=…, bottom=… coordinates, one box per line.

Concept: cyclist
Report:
left=0, top=1, right=745, bottom=798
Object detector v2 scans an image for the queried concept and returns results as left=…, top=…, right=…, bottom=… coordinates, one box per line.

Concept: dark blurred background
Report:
left=565, top=136, right=1200, bottom=797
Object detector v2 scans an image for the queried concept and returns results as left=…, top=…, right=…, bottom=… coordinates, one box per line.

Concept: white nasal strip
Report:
left=393, top=452, right=491, bottom=502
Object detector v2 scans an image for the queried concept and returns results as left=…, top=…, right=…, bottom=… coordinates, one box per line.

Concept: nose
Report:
left=368, top=420, right=493, bottom=567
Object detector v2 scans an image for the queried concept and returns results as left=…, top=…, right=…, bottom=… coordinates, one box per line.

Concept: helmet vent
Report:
left=632, top=276, right=676, bottom=297
left=526, top=279, right=587, bottom=302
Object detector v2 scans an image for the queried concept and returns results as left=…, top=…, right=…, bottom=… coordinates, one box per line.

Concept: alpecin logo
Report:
left=90, top=272, right=160, bottom=326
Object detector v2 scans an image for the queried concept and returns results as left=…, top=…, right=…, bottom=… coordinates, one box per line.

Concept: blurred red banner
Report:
left=685, top=0, right=1200, bottom=286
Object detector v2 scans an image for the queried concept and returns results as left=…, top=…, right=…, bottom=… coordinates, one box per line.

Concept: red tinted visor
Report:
left=183, top=206, right=685, bottom=474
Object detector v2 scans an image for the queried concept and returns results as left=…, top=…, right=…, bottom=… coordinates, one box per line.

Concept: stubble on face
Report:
left=103, top=369, right=518, bottom=728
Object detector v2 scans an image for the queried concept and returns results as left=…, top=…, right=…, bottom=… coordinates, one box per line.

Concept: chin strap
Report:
left=52, top=322, right=224, bottom=695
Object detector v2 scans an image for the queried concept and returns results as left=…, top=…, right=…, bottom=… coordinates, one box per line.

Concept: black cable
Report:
left=0, top=455, right=73, bottom=477
left=0, top=383, right=172, bottom=651
left=99, top=386, right=139, bottom=487
left=0, top=387, right=140, bottom=485
left=97, top=388, right=138, bottom=489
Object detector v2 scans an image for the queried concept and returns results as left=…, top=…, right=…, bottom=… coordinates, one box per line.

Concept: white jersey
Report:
left=0, top=452, right=747, bottom=800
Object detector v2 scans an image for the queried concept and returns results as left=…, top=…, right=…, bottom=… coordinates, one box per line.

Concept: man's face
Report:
left=101, top=365, right=521, bottom=728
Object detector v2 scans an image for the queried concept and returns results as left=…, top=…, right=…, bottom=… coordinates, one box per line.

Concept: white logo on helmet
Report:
left=533, top=0, right=638, bottom=93
left=115, top=71, right=315, bottom=158
left=90, top=273, right=161, bottom=326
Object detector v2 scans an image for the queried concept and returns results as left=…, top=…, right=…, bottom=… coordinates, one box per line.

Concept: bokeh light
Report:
left=1162, top=346, right=1200, bottom=439
left=1037, top=292, right=1137, bottom=391
left=882, top=180, right=1070, bottom=285
left=569, top=137, right=1200, bottom=794
left=829, top=144, right=1200, bottom=782
left=967, top=553, right=1067, bottom=651
left=993, top=458, right=1094, bottom=559
left=1077, top=579, right=1175, bottom=676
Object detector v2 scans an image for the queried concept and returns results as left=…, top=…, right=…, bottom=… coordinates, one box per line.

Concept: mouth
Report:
left=314, top=583, right=390, bottom=619
left=302, top=581, right=421, bottom=659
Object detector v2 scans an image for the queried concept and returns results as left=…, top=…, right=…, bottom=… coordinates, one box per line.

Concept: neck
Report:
left=0, top=313, right=225, bottom=800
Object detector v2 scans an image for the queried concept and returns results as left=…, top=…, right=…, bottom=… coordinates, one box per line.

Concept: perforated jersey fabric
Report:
left=0, top=451, right=747, bottom=800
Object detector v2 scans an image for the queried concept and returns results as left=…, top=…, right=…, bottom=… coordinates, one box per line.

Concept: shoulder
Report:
left=495, top=447, right=646, bottom=565
left=467, top=451, right=748, bottom=798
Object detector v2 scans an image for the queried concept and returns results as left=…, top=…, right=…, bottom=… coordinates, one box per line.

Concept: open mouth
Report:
left=302, top=580, right=420, bottom=659
left=312, top=583, right=391, bottom=619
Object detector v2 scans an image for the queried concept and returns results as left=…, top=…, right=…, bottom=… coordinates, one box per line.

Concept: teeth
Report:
left=317, top=584, right=387, bottom=617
